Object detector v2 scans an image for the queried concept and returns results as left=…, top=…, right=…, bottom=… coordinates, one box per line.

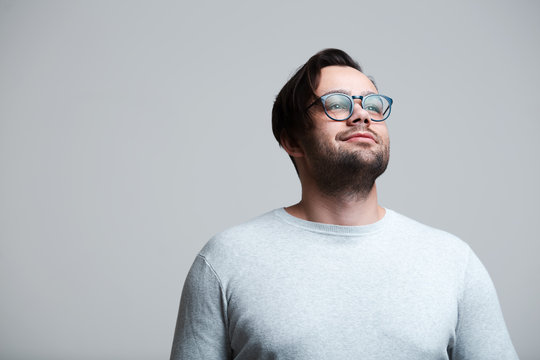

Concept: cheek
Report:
left=372, top=123, right=389, bottom=141
left=313, top=123, right=340, bottom=141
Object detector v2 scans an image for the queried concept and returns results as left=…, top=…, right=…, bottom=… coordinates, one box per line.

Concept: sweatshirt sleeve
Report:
left=452, top=247, right=519, bottom=359
left=170, top=254, right=231, bottom=360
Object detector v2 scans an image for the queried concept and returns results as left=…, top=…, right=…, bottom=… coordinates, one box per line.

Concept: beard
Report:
left=301, top=131, right=390, bottom=199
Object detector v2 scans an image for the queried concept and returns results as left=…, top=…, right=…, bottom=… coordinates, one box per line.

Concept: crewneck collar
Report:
left=273, top=207, right=393, bottom=237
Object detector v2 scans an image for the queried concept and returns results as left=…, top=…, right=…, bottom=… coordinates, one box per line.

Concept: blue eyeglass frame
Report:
left=308, top=93, right=394, bottom=122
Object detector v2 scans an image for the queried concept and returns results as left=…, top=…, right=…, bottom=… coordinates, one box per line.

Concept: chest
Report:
left=224, top=253, right=458, bottom=359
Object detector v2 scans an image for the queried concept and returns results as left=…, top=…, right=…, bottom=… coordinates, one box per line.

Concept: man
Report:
left=171, top=49, right=518, bottom=359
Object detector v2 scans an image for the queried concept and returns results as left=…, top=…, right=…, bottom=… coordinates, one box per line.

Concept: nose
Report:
left=346, top=102, right=372, bottom=126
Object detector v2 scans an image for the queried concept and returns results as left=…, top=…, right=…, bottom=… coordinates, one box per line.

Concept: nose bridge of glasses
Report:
left=348, top=96, right=372, bottom=123
left=351, top=95, right=364, bottom=107
left=350, top=96, right=370, bottom=117
left=351, top=96, right=369, bottom=114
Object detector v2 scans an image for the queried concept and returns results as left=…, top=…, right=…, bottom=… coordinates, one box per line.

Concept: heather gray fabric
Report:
left=171, top=208, right=518, bottom=359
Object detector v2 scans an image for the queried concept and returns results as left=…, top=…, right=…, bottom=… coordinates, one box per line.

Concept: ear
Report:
left=280, top=131, right=305, bottom=159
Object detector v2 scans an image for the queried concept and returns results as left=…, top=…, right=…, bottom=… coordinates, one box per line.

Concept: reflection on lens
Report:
left=364, top=95, right=389, bottom=121
left=324, top=94, right=352, bottom=120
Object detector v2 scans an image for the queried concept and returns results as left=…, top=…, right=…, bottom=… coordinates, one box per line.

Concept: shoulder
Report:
left=387, top=209, right=467, bottom=244
left=385, top=208, right=472, bottom=262
left=198, top=209, right=284, bottom=262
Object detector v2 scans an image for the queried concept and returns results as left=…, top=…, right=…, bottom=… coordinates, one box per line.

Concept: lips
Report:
left=342, top=131, right=377, bottom=143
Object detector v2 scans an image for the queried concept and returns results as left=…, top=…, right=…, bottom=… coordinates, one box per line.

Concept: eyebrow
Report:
left=320, top=89, right=377, bottom=97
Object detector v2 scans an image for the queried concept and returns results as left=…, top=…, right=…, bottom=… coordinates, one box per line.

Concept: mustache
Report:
left=337, top=129, right=379, bottom=143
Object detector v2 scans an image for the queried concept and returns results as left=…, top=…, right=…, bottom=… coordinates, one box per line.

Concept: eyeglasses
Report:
left=308, top=93, right=393, bottom=122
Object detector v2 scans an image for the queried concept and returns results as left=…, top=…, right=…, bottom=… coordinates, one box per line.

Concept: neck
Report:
left=285, top=182, right=385, bottom=226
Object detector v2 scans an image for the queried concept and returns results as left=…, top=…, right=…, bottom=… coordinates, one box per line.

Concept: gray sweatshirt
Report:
left=171, top=208, right=518, bottom=359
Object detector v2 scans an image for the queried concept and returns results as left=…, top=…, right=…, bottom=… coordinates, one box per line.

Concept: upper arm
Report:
left=170, top=255, right=231, bottom=360
left=452, top=248, right=518, bottom=359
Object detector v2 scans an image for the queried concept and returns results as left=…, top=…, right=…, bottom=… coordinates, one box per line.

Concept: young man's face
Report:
left=298, top=65, right=390, bottom=196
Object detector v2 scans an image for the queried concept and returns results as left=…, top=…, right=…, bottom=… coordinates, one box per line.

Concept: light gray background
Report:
left=1, top=1, right=538, bottom=359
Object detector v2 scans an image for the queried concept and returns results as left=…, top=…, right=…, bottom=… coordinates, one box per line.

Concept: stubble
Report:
left=302, top=132, right=390, bottom=200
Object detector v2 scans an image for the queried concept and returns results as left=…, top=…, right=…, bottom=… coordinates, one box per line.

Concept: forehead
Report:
left=316, top=66, right=377, bottom=96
